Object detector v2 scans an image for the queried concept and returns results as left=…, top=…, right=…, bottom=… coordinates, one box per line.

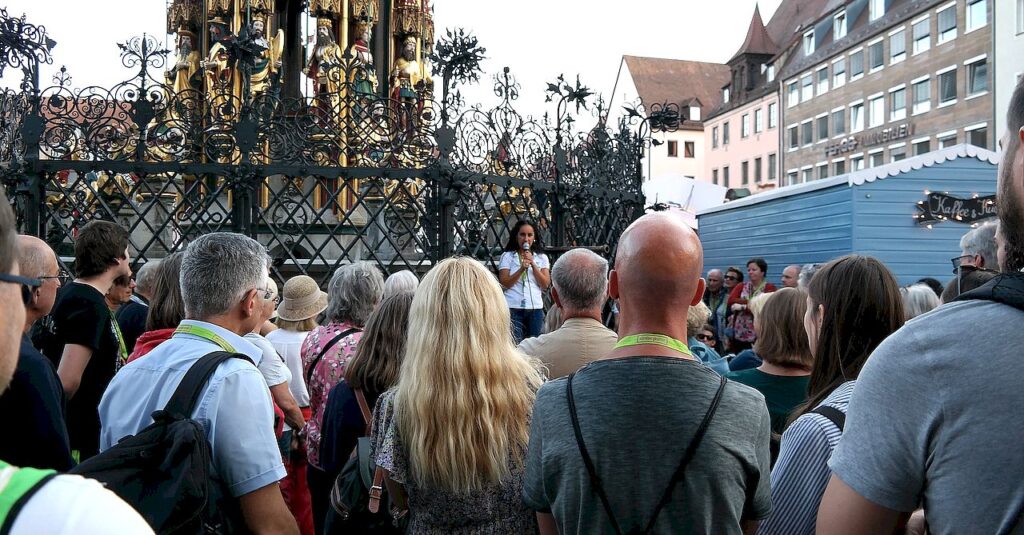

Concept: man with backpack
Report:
left=816, top=80, right=1024, bottom=533
left=0, top=190, right=153, bottom=534
left=98, top=232, right=298, bottom=534
left=523, top=212, right=772, bottom=534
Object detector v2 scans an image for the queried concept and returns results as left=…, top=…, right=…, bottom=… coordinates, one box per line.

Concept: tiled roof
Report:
left=765, top=0, right=834, bottom=54
left=623, top=55, right=731, bottom=122
left=730, top=5, right=780, bottom=63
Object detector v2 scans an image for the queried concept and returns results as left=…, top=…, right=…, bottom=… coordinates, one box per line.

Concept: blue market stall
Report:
left=697, top=144, right=999, bottom=286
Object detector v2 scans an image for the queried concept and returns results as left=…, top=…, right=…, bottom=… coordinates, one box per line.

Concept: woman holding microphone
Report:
left=498, top=220, right=551, bottom=343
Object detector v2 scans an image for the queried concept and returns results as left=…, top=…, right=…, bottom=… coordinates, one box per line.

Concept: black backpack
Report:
left=70, top=351, right=250, bottom=534
left=956, top=272, right=1024, bottom=311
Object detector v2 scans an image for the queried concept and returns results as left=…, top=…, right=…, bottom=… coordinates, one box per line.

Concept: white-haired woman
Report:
left=901, top=283, right=941, bottom=321
left=383, top=269, right=419, bottom=300
left=302, top=262, right=384, bottom=533
left=371, top=257, right=544, bottom=533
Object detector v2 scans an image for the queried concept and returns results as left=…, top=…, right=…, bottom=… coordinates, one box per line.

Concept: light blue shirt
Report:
left=99, top=320, right=286, bottom=497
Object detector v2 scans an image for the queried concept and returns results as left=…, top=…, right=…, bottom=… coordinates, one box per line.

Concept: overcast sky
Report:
left=3, top=0, right=783, bottom=121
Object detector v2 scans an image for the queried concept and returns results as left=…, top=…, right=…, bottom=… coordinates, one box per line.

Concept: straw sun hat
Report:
left=276, top=275, right=328, bottom=322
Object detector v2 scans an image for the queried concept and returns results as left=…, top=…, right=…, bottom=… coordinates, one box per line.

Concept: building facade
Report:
left=779, top=0, right=993, bottom=186
left=995, top=0, right=1024, bottom=137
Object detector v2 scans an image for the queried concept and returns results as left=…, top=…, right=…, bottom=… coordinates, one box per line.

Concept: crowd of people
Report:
left=0, top=81, right=1021, bottom=534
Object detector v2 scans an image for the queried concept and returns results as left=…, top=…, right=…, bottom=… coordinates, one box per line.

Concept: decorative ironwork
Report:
left=0, top=8, right=56, bottom=88
left=3, top=27, right=645, bottom=284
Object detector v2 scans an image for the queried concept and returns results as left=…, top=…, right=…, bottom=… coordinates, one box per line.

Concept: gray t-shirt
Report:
left=830, top=300, right=1024, bottom=534
left=524, top=356, right=772, bottom=534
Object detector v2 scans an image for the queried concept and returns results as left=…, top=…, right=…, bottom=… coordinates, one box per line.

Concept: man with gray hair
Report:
left=518, top=248, right=617, bottom=379
left=956, top=220, right=998, bottom=270
left=99, top=232, right=299, bottom=534
left=115, top=259, right=159, bottom=354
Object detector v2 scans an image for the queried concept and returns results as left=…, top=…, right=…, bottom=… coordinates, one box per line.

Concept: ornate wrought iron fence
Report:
left=1, top=23, right=647, bottom=285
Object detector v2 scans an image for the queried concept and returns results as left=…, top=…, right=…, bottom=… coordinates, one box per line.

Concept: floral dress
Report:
left=728, top=281, right=776, bottom=343
left=371, top=390, right=536, bottom=534
left=301, top=321, right=362, bottom=469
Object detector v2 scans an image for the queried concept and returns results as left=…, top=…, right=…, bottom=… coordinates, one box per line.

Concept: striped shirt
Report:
left=758, top=381, right=855, bottom=535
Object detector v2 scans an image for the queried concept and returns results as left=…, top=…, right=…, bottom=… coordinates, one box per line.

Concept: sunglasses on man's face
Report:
left=696, top=333, right=715, bottom=342
left=724, top=275, right=739, bottom=281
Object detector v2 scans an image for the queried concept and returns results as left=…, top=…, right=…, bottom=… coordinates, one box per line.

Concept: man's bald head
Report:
left=613, top=213, right=704, bottom=310
left=17, top=235, right=56, bottom=280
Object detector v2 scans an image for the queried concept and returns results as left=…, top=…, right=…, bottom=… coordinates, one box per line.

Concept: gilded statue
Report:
left=305, top=18, right=345, bottom=121
left=202, top=19, right=235, bottom=96
left=348, top=21, right=377, bottom=99
left=170, top=30, right=202, bottom=95
left=249, top=16, right=285, bottom=97
left=390, top=36, right=424, bottom=104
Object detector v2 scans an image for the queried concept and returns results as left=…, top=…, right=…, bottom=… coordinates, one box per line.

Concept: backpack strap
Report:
left=566, top=371, right=728, bottom=535
left=810, top=405, right=846, bottom=432
left=305, top=328, right=361, bottom=384
left=0, top=462, right=57, bottom=535
left=354, top=389, right=373, bottom=436
left=163, top=351, right=253, bottom=419
left=956, top=273, right=1024, bottom=312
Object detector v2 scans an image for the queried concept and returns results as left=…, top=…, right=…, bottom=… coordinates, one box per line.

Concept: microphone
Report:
left=522, top=241, right=531, bottom=252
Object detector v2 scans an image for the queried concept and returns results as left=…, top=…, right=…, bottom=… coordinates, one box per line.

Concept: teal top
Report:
left=726, top=368, right=810, bottom=434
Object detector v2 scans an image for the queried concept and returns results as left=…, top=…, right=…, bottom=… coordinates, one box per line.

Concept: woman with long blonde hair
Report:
left=371, top=257, right=544, bottom=533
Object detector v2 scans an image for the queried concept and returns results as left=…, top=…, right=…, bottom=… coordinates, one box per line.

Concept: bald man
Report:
left=524, top=213, right=772, bottom=535
left=781, top=265, right=802, bottom=288
left=0, top=236, right=75, bottom=471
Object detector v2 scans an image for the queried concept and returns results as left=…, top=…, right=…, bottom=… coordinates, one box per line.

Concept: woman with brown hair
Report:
left=759, top=255, right=904, bottom=534
left=126, top=252, right=184, bottom=362
left=727, top=287, right=813, bottom=435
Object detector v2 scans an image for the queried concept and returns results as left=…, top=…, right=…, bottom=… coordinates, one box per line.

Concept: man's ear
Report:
left=608, top=270, right=619, bottom=300
left=241, top=288, right=259, bottom=318
left=690, top=278, right=706, bottom=306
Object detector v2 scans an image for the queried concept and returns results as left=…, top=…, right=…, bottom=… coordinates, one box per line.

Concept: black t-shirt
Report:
left=115, top=298, right=148, bottom=354
left=41, top=282, right=121, bottom=458
left=0, top=335, right=75, bottom=471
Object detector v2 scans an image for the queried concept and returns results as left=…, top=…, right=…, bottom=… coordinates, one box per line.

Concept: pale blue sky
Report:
left=3, top=0, right=783, bottom=121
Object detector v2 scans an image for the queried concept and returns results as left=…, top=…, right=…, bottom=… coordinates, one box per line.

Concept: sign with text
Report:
left=825, top=123, right=915, bottom=158
left=915, top=192, right=997, bottom=225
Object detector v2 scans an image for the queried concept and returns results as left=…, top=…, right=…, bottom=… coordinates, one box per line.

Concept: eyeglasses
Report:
left=38, top=272, right=72, bottom=286
left=260, top=286, right=280, bottom=305
left=724, top=275, right=739, bottom=281
left=950, top=255, right=974, bottom=274
left=0, top=272, right=43, bottom=305
left=696, top=334, right=715, bottom=342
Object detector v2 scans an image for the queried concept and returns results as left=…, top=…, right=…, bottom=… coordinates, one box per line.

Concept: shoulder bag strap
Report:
left=305, top=328, right=360, bottom=384
left=163, top=351, right=252, bottom=419
left=810, top=405, right=846, bottom=432
left=567, top=371, right=626, bottom=535
left=0, top=462, right=58, bottom=535
left=354, top=388, right=373, bottom=436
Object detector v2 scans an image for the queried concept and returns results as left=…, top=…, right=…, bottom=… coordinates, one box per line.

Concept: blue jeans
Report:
left=510, top=308, right=544, bottom=344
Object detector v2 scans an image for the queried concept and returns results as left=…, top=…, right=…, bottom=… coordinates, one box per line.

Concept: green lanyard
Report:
left=173, top=324, right=238, bottom=352
left=614, top=333, right=693, bottom=357
left=110, top=311, right=128, bottom=370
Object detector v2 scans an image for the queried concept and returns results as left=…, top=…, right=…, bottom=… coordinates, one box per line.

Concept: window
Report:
left=768, top=154, right=777, bottom=181
left=742, top=161, right=750, bottom=185
left=723, top=122, right=731, bottom=145
left=712, top=126, right=719, bottom=149
left=768, top=103, right=778, bottom=129
left=834, top=160, right=846, bottom=175
left=938, top=4, right=957, bottom=43
left=968, top=58, right=988, bottom=96
left=684, top=141, right=695, bottom=158
left=723, top=87, right=730, bottom=104
left=914, top=139, right=931, bottom=155
left=851, top=50, right=865, bottom=78
left=869, top=151, right=884, bottom=168
left=786, top=171, right=798, bottom=186
left=968, top=126, right=988, bottom=148
left=788, top=125, right=799, bottom=150
left=802, top=120, right=814, bottom=146
left=712, top=169, right=718, bottom=185
left=742, top=114, right=751, bottom=138
left=851, top=102, right=865, bottom=132
left=913, top=18, right=931, bottom=53
left=803, top=30, right=816, bottom=56
left=870, top=0, right=886, bottom=21
left=766, top=64, right=776, bottom=82
left=817, top=67, right=829, bottom=94
left=891, top=86, right=907, bottom=121
left=938, top=68, right=957, bottom=105
left=817, top=115, right=829, bottom=141
left=667, top=140, right=678, bottom=157
left=754, top=109, right=764, bottom=133
left=833, top=58, right=846, bottom=88
left=869, top=94, right=885, bottom=128
left=801, top=74, right=814, bottom=101
left=755, top=157, right=763, bottom=183
left=891, top=145, right=907, bottom=162
left=802, top=168, right=814, bottom=184
left=788, top=81, right=800, bottom=107
left=869, top=41, right=885, bottom=71
left=852, top=155, right=865, bottom=170
left=966, top=0, right=987, bottom=33
left=890, top=29, right=906, bottom=63
left=723, top=166, right=730, bottom=188
left=913, top=78, right=931, bottom=114
left=833, top=108, right=846, bottom=135
left=817, top=164, right=829, bottom=180
left=835, top=11, right=848, bottom=40
left=938, top=132, right=957, bottom=149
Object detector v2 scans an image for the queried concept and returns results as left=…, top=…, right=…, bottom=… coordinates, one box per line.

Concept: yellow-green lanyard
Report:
left=110, top=310, right=128, bottom=370
left=173, top=324, right=238, bottom=352
left=614, top=333, right=693, bottom=357
left=748, top=281, right=766, bottom=300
